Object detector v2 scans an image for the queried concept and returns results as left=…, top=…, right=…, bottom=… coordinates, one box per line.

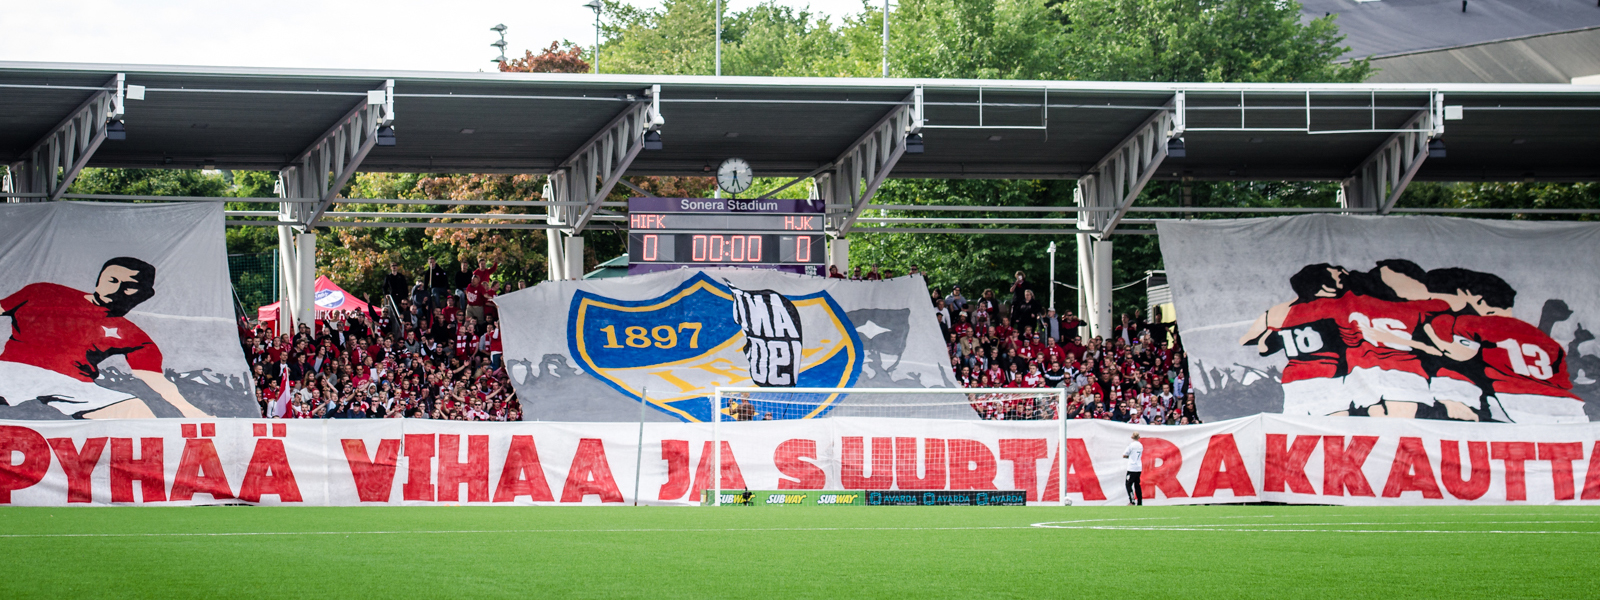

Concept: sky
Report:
left=0, top=0, right=880, bottom=73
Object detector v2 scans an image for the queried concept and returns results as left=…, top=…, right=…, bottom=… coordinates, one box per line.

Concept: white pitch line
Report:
left=0, top=525, right=1043, bottom=539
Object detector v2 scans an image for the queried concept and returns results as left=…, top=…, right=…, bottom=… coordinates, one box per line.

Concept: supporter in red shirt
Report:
left=0, top=258, right=209, bottom=419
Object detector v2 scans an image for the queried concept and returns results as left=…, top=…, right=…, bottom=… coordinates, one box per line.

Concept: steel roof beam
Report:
left=278, top=80, right=394, bottom=229
left=548, top=85, right=663, bottom=234
left=1079, top=96, right=1181, bottom=239
left=4, top=74, right=126, bottom=202
left=1339, top=104, right=1441, bottom=214
left=823, top=90, right=919, bottom=236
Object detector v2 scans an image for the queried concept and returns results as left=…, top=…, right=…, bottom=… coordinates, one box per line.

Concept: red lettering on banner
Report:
left=1043, top=439, right=1106, bottom=502
left=658, top=440, right=690, bottom=499
left=437, top=435, right=489, bottom=502
left=238, top=439, right=302, bottom=503
left=341, top=439, right=401, bottom=502
left=1321, top=436, right=1377, bottom=497
left=898, top=438, right=949, bottom=490
left=493, top=435, right=553, bottom=502
left=1265, top=434, right=1318, bottom=494
left=999, top=439, right=1046, bottom=501
left=1582, top=443, right=1600, bottom=501
left=0, top=426, right=50, bottom=504
left=1491, top=441, right=1536, bottom=502
left=561, top=438, right=623, bottom=503
left=1193, top=434, right=1256, bottom=498
left=1380, top=437, right=1441, bottom=499
left=1140, top=438, right=1188, bottom=499
left=691, top=441, right=748, bottom=497
left=402, top=434, right=436, bottom=501
left=1440, top=440, right=1490, bottom=500
left=775, top=439, right=826, bottom=490
left=47, top=437, right=106, bottom=504
left=946, top=439, right=998, bottom=490
left=110, top=438, right=166, bottom=503
left=841, top=437, right=894, bottom=489
left=170, top=438, right=234, bottom=501
left=1537, top=443, right=1583, bottom=501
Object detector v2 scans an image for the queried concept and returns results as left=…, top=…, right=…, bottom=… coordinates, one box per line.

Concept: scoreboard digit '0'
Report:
left=626, top=197, right=827, bottom=275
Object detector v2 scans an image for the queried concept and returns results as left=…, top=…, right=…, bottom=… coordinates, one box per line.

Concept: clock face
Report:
left=717, top=158, right=753, bottom=195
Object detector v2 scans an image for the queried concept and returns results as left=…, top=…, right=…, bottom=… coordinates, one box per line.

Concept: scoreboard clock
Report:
left=626, top=197, right=827, bottom=275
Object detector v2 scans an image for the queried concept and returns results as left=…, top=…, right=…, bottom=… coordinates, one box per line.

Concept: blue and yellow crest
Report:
left=567, top=272, right=862, bottom=422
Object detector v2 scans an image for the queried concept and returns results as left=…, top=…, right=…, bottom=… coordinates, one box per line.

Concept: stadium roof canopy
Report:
left=4, top=61, right=1599, bottom=183
left=3, top=60, right=1599, bottom=246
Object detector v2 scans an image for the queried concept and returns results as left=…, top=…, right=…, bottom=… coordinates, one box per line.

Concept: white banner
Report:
left=0, top=202, right=256, bottom=420
left=497, top=269, right=959, bottom=422
left=1158, top=215, right=1600, bottom=424
left=3, top=416, right=1596, bottom=506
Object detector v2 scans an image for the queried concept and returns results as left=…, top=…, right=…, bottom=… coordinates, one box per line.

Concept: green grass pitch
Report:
left=1, top=505, right=1596, bottom=598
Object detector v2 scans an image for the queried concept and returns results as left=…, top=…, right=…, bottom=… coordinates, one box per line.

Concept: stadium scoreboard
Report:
left=627, top=197, right=826, bottom=275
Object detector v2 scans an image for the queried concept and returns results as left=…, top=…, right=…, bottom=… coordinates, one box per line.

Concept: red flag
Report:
left=274, top=363, right=292, bottom=418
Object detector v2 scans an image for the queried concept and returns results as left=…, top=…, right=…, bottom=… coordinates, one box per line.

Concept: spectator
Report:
left=382, top=263, right=410, bottom=304
left=945, top=286, right=967, bottom=312
left=464, top=276, right=488, bottom=323
left=425, top=257, right=451, bottom=307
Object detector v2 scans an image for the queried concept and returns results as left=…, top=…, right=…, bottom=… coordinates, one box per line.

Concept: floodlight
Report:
left=376, top=125, right=396, bottom=146
left=1166, top=137, right=1186, bottom=158
left=583, top=0, right=601, bottom=13
left=904, top=133, right=924, bottom=154
left=643, top=130, right=663, bottom=150
left=106, top=119, right=126, bottom=141
left=1428, top=139, right=1446, bottom=158
left=491, top=24, right=507, bottom=32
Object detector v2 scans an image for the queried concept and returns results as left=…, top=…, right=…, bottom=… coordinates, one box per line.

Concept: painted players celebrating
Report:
left=1420, top=268, right=1586, bottom=423
left=1243, top=258, right=1581, bottom=423
left=0, top=257, right=211, bottom=419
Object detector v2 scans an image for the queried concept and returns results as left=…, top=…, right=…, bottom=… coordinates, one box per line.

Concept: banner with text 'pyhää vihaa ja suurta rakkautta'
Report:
left=0, top=202, right=257, bottom=420
left=1159, top=214, right=1600, bottom=424
left=495, top=269, right=959, bottom=422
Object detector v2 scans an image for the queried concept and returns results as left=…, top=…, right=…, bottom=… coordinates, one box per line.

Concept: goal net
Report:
left=709, top=386, right=1068, bottom=505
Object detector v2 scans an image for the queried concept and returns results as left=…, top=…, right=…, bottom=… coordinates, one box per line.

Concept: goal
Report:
left=710, top=386, right=1069, bottom=506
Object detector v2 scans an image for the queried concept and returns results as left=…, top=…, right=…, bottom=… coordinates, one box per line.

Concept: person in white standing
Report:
left=1122, top=432, right=1144, bottom=506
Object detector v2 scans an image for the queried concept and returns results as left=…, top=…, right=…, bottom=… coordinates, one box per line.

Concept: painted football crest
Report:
left=567, top=272, right=862, bottom=422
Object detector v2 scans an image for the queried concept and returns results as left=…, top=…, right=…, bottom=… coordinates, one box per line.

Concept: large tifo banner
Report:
left=496, top=269, right=959, bottom=422
left=3, top=416, right=1598, bottom=506
left=0, top=203, right=257, bottom=420
left=1159, top=215, right=1600, bottom=424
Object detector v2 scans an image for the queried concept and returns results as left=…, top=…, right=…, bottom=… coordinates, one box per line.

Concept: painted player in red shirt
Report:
left=0, top=257, right=210, bottom=419
left=1421, top=268, right=1584, bottom=423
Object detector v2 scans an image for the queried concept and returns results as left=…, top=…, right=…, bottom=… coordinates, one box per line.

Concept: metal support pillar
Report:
left=277, top=221, right=297, bottom=334
left=5, top=74, right=127, bottom=202
left=295, top=231, right=317, bottom=328
left=1073, top=96, right=1181, bottom=338
left=822, top=91, right=919, bottom=236
left=829, top=238, right=850, bottom=273
left=1340, top=109, right=1439, bottom=214
left=565, top=235, right=585, bottom=280
left=1075, top=234, right=1112, bottom=340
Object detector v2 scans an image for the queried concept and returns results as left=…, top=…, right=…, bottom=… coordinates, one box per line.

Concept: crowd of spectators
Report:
left=246, top=259, right=1196, bottom=425
left=245, top=258, right=523, bottom=421
left=932, top=271, right=1200, bottom=425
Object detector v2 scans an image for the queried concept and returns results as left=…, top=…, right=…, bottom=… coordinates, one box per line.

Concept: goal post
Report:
left=711, top=386, right=1069, bottom=506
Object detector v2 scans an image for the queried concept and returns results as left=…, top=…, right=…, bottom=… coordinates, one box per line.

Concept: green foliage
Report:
left=1054, top=0, right=1372, bottom=82
left=1398, top=182, right=1600, bottom=221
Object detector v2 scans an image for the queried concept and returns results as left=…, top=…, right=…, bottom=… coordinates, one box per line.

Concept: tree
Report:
left=500, top=41, right=591, bottom=74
